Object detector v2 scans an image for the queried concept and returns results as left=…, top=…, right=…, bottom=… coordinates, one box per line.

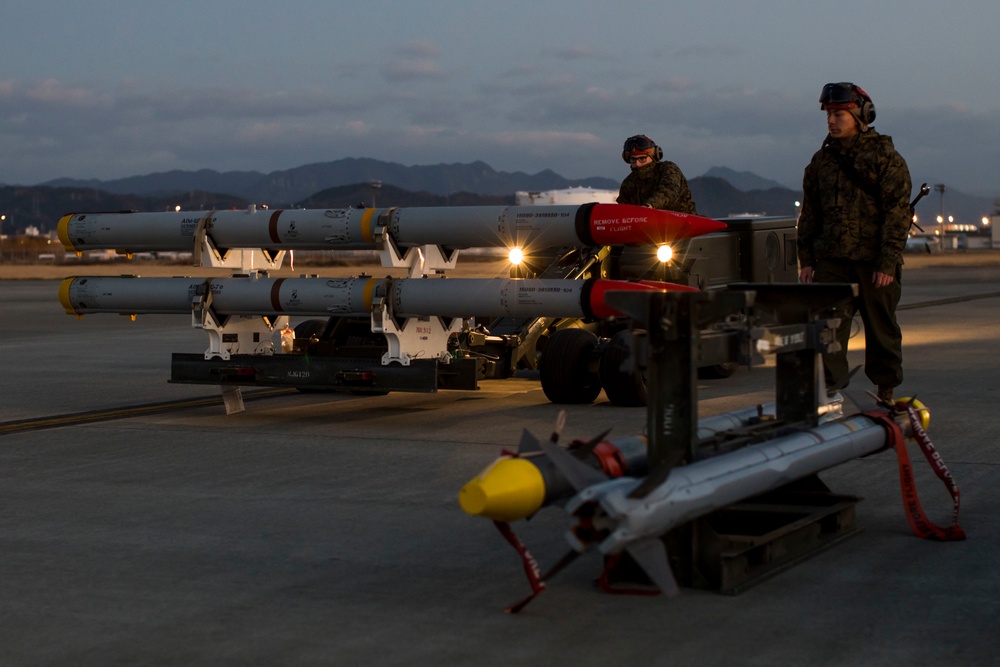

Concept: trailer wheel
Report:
left=698, top=362, right=738, bottom=379
left=599, top=330, right=647, bottom=406
left=540, top=329, right=602, bottom=404
left=293, top=319, right=328, bottom=342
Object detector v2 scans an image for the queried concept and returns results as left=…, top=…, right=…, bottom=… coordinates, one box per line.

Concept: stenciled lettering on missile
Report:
left=516, top=286, right=573, bottom=294
left=180, top=217, right=204, bottom=237
left=514, top=212, right=568, bottom=219
left=324, top=210, right=347, bottom=219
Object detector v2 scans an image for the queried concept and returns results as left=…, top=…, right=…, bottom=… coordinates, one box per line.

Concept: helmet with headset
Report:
left=819, top=82, right=876, bottom=126
left=622, top=135, right=663, bottom=163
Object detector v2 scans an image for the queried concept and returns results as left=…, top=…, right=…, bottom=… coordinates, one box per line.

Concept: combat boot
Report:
left=876, top=385, right=894, bottom=404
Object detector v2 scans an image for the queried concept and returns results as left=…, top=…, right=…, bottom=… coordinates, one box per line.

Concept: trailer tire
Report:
left=540, top=329, right=602, bottom=404
left=599, top=330, right=647, bottom=407
left=293, top=318, right=328, bottom=342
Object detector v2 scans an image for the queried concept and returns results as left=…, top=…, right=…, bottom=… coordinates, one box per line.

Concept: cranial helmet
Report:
left=622, top=135, right=663, bottom=163
left=819, top=82, right=876, bottom=126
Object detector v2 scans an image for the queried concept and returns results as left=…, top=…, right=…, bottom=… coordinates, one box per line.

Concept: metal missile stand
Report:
left=608, top=283, right=864, bottom=593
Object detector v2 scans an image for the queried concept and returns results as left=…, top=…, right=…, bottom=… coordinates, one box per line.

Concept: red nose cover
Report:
left=587, top=204, right=728, bottom=245
left=586, top=279, right=699, bottom=319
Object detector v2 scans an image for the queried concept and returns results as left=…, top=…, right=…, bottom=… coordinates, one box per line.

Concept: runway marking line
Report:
left=0, top=388, right=295, bottom=436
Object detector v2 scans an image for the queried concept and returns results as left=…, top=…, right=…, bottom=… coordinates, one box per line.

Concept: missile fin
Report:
left=516, top=429, right=543, bottom=455
left=625, top=538, right=679, bottom=598
left=570, top=428, right=612, bottom=458
left=538, top=434, right=609, bottom=492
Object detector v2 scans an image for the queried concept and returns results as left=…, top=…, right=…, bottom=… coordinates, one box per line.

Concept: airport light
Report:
left=656, top=244, right=673, bottom=263
left=508, top=247, right=524, bottom=266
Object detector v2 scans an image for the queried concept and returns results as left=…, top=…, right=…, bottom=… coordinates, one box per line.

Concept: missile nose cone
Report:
left=458, top=457, right=546, bottom=522
left=587, top=204, right=728, bottom=245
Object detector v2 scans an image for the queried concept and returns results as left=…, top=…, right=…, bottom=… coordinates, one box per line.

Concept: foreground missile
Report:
left=57, top=204, right=728, bottom=254
left=536, top=412, right=897, bottom=596
left=59, top=275, right=697, bottom=321
left=459, top=398, right=847, bottom=522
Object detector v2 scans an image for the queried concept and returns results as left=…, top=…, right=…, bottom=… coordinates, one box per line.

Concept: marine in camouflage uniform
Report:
left=797, top=82, right=912, bottom=402
left=617, top=135, right=697, bottom=214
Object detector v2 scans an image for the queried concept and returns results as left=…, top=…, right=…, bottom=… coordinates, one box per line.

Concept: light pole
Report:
left=934, top=184, right=946, bottom=239
left=371, top=180, right=382, bottom=208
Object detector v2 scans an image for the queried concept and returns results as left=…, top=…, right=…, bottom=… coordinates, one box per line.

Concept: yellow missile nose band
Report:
left=458, top=457, right=545, bottom=522
left=57, top=214, right=75, bottom=252
left=58, top=278, right=80, bottom=316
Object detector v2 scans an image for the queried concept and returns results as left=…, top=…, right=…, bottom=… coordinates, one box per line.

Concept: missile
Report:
left=536, top=412, right=898, bottom=597
left=459, top=398, right=847, bottom=523
left=56, top=204, right=727, bottom=254
left=59, top=275, right=698, bottom=321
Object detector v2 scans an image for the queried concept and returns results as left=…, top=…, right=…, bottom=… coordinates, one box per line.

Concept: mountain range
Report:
left=3, top=158, right=994, bottom=234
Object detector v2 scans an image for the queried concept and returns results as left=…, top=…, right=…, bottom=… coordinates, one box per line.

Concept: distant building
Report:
left=515, top=186, right=619, bottom=206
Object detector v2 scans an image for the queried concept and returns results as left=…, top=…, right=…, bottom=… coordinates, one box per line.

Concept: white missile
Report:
left=537, top=413, right=895, bottom=596
left=57, top=204, right=728, bottom=255
left=59, top=275, right=697, bottom=321
left=459, top=397, right=847, bottom=523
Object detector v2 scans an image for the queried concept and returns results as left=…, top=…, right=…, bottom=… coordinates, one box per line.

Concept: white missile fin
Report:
left=625, top=538, right=679, bottom=598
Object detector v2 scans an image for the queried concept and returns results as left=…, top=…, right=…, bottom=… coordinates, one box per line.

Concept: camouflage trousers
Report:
left=814, top=259, right=903, bottom=390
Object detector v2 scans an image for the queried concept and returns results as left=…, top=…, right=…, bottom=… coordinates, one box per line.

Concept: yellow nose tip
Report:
left=458, top=457, right=546, bottom=522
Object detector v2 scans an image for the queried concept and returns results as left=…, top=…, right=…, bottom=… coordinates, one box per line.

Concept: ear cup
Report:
left=651, top=145, right=663, bottom=161
left=852, top=84, right=876, bottom=124
left=860, top=100, right=876, bottom=124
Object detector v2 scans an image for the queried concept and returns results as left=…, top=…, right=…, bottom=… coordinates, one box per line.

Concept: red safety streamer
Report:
left=864, top=406, right=966, bottom=541
left=492, top=520, right=546, bottom=613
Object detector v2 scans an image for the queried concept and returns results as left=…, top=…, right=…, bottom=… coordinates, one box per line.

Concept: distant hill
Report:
left=300, top=183, right=513, bottom=208
left=0, top=186, right=247, bottom=235
left=43, top=158, right=619, bottom=206
left=689, top=177, right=800, bottom=218
left=6, top=158, right=994, bottom=235
left=702, top=166, right=792, bottom=192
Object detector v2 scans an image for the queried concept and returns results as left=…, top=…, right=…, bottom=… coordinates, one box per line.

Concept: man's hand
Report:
left=799, top=266, right=814, bottom=283
left=873, top=271, right=894, bottom=288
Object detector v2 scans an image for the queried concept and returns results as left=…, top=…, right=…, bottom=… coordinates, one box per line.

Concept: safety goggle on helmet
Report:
left=621, top=135, right=663, bottom=163
left=819, top=82, right=869, bottom=110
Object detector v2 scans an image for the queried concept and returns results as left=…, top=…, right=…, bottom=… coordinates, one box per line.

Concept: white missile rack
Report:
left=370, top=218, right=464, bottom=366
left=188, top=205, right=469, bottom=410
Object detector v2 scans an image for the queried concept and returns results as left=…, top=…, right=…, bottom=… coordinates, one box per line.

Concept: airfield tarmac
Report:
left=2, top=254, right=999, bottom=665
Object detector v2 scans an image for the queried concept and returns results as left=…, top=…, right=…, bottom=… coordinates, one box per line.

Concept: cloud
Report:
left=383, top=40, right=446, bottom=83
left=400, top=40, right=440, bottom=57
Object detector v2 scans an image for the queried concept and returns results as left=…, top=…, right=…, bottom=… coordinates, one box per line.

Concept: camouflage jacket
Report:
left=617, top=160, right=698, bottom=214
left=797, top=129, right=912, bottom=274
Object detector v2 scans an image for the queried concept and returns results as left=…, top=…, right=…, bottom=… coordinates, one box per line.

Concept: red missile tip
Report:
left=587, top=279, right=697, bottom=319
left=588, top=204, right=727, bottom=246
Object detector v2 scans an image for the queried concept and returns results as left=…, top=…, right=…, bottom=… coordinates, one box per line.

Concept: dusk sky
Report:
left=2, top=0, right=998, bottom=202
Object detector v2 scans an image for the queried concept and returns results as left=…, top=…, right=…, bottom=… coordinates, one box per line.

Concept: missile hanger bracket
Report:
left=370, top=277, right=464, bottom=367
left=191, top=276, right=285, bottom=361
left=375, top=221, right=459, bottom=278
left=193, top=210, right=286, bottom=273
